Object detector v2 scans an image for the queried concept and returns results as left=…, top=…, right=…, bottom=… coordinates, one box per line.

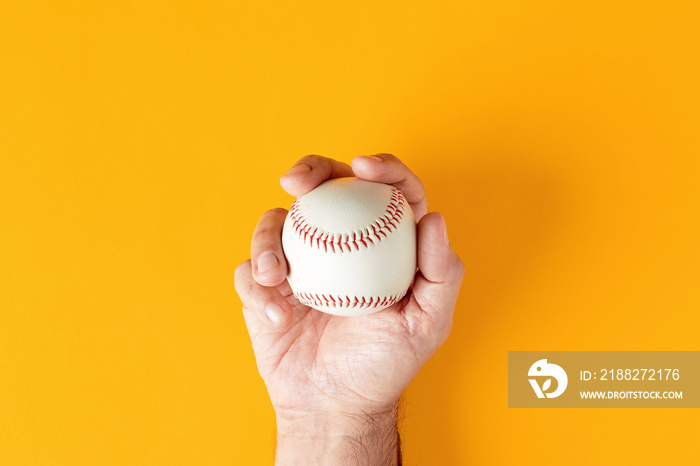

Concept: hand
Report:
left=234, top=154, right=464, bottom=464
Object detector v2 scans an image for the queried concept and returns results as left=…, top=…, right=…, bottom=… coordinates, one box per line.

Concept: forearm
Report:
left=274, top=404, right=401, bottom=466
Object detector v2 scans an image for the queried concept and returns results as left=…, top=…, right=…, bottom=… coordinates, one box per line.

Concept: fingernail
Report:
left=443, top=219, right=450, bottom=246
left=284, top=164, right=311, bottom=176
left=359, top=155, right=384, bottom=162
left=257, top=251, right=279, bottom=274
left=265, top=302, right=284, bottom=324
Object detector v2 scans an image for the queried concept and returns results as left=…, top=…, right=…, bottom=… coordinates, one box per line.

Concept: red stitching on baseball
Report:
left=293, top=291, right=401, bottom=309
left=289, top=187, right=407, bottom=253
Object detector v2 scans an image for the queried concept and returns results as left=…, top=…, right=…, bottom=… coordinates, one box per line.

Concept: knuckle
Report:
left=454, top=256, right=466, bottom=279
left=265, top=207, right=288, bottom=217
left=234, top=259, right=251, bottom=277
left=233, top=260, right=251, bottom=289
left=408, top=170, right=425, bottom=189
left=253, top=210, right=287, bottom=238
left=240, top=281, right=258, bottom=303
left=389, top=153, right=409, bottom=168
left=258, top=207, right=287, bottom=221
left=299, top=154, right=323, bottom=164
left=252, top=225, right=283, bottom=246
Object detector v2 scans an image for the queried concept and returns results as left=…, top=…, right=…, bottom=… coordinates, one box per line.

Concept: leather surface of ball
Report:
left=282, top=177, right=417, bottom=316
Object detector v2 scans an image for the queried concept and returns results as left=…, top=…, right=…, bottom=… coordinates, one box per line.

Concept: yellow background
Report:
left=1, top=1, right=699, bottom=464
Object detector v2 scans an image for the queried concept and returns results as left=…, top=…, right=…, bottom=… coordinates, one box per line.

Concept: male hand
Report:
left=234, top=154, right=464, bottom=465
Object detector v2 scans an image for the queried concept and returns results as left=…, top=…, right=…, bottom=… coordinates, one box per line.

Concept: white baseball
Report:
left=282, top=177, right=417, bottom=316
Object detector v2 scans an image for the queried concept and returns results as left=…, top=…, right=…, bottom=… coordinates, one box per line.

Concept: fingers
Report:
left=416, top=212, right=464, bottom=284
left=279, top=153, right=428, bottom=221
left=280, top=154, right=354, bottom=197
left=351, top=153, right=428, bottom=220
left=234, top=259, right=292, bottom=327
left=251, top=208, right=289, bottom=287
left=410, top=212, right=465, bottom=333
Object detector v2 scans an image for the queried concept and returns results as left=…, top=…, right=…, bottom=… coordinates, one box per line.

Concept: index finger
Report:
left=351, top=153, right=428, bottom=220
left=279, top=154, right=354, bottom=197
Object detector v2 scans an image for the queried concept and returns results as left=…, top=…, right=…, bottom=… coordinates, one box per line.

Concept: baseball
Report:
left=282, top=177, right=417, bottom=316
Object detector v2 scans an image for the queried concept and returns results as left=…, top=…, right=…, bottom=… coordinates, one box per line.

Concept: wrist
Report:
left=274, top=403, right=400, bottom=466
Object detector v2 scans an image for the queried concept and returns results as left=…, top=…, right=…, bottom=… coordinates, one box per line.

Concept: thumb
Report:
left=411, top=212, right=465, bottom=326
